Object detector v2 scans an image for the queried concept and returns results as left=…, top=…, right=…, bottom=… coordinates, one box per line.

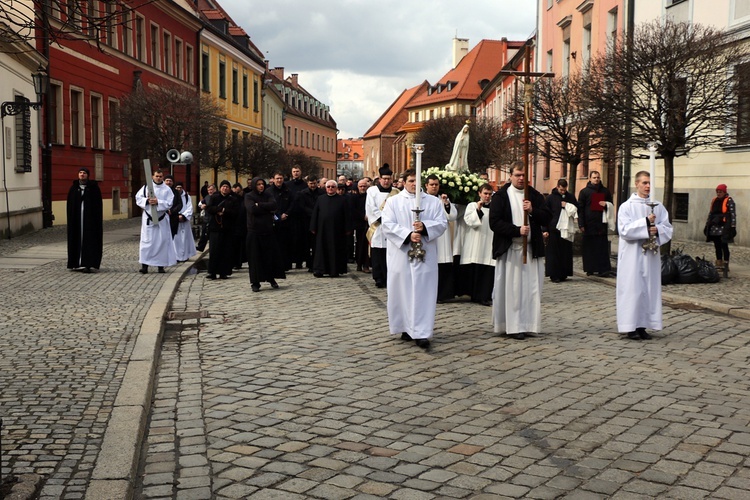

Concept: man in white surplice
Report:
left=135, top=169, right=177, bottom=273
left=617, top=170, right=673, bottom=340
left=459, top=183, right=496, bottom=305
left=382, top=169, right=448, bottom=349
left=489, top=163, right=552, bottom=340
left=173, top=181, right=197, bottom=262
left=425, top=174, right=457, bottom=302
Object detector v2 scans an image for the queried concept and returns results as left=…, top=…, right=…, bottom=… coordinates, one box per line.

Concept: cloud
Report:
left=220, top=0, right=537, bottom=137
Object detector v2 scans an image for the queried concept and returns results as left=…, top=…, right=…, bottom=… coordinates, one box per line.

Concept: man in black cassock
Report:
left=67, top=167, right=103, bottom=272
left=163, top=174, right=183, bottom=239
left=285, top=165, right=308, bottom=269
left=268, top=172, right=293, bottom=270
left=310, top=180, right=351, bottom=277
left=297, top=175, right=325, bottom=271
left=543, top=179, right=578, bottom=282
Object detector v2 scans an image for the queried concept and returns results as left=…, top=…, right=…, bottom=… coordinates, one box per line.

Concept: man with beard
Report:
left=382, top=169, right=448, bottom=349
left=135, top=169, right=177, bottom=274
left=310, top=180, right=351, bottom=277
left=205, top=180, right=239, bottom=280
left=352, top=178, right=371, bottom=273
left=268, top=172, right=293, bottom=270
left=66, top=167, right=103, bottom=273
left=543, top=179, right=579, bottom=283
left=366, top=164, right=399, bottom=288
left=285, top=165, right=308, bottom=269
left=490, top=162, right=552, bottom=340
left=578, top=171, right=614, bottom=277
left=297, top=175, right=325, bottom=271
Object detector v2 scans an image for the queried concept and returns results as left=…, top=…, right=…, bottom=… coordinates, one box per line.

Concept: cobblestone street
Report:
left=137, top=261, right=750, bottom=499
left=1, top=219, right=749, bottom=499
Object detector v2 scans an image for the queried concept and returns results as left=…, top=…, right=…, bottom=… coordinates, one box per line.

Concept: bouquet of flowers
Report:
left=421, top=167, right=484, bottom=206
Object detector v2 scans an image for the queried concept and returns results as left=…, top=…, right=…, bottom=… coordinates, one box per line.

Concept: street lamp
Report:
left=1, top=66, right=49, bottom=118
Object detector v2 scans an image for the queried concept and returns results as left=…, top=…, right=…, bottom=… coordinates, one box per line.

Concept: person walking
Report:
left=205, top=180, right=239, bottom=280
left=135, top=169, right=177, bottom=274
left=245, top=177, right=286, bottom=292
left=704, top=183, right=737, bottom=272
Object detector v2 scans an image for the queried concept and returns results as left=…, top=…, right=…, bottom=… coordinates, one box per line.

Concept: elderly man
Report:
left=310, top=180, right=351, bottom=277
left=135, top=169, right=177, bottom=274
left=352, top=178, right=371, bottom=272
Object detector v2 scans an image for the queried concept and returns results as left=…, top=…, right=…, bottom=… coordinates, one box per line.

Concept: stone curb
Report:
left=573, top=270, right=750, bottom=319
left=83, top=252, right=206, bottom=500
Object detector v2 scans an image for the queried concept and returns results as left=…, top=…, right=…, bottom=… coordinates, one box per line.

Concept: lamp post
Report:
left=2, top=66, right=49, bottom=238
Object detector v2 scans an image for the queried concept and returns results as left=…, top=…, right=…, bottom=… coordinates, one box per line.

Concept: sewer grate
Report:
left=167, top=310, right=209, bottom=320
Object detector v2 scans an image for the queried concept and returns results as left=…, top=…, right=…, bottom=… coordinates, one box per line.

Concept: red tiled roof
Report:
left=363, top=81, right=429, bottom=138
left=407, top=39, right=524, bottom=108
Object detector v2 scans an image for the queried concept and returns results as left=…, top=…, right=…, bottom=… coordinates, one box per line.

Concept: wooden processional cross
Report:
left=499, top=44, right=554, bottom=263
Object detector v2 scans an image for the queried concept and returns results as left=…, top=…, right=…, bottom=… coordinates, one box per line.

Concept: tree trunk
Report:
left=661, top=153, right=675, bottom=255
left=568, top=159, right=581, bottom=195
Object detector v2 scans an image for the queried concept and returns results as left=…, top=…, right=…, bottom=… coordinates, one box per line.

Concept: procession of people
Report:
left=65, top=150, right=731, bottom=350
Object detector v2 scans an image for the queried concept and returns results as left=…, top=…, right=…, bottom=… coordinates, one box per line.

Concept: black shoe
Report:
left=313, top=272, right=323, bottom=278
left=206, top=274, right=216, bottom=280
left=415, top=339, right=430, bottom=349
left=139, top=265, right=148, bottom=274
left=480, top=300, right=492, bottom=306
left=550, top=278, right=560, bottom=283
left=509, top=333, right=526, bottom=340
left=375, top=281, right=385, bottom=288
left=586, top=272, right=593, bottom=276
left=219, top=275, right=228, bottom=280
left=637, top=328, right=652, bottom=340
left=308, top=268, right=314, bottom=273
left=82, top=267, right=92, bottom=274
left=401, top=332, right=412, bottom=341
left=269, top=280, right=279, bottom=289
left=331, top=273, right=339, bottom=278
left=627, top=331, right=641, bottom=340
left=158, top=267, right=165, bottom=273
left=251, top=284, right=260, bottom=292
left=296, top=263, right=303, bottom=269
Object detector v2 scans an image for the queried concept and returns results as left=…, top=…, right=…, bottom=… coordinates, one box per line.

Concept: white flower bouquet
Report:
left=421, top=167, right=484, bottom=205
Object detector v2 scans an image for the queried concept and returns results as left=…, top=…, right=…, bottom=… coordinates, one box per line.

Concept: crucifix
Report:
left=500, top=43, right=554, bottom=263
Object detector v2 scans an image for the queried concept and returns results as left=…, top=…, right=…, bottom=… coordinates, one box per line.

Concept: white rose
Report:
left=449, top=182, right=455, bottom=187
left=464, top=187, right=470, bottom=192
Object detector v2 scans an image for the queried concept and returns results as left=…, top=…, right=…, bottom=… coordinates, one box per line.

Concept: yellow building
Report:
left=198, top=1, right=266, bottom=185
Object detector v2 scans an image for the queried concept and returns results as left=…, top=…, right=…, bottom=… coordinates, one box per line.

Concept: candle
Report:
left=414, top=144, right=423, bottom=209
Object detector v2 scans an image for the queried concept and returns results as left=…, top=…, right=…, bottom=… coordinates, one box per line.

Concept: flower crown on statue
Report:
left=421, top=167, right=483, bottom=206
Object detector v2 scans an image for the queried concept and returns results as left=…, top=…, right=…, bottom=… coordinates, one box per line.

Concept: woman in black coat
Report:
left=245, top=177, right=286, bottom=292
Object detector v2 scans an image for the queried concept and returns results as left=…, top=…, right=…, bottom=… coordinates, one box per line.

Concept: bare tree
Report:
left=589, top=19, right=747, bottom=251
left=277, top=149, right=322, bottom=179
left=119, top=82, right=227, bottom=186
left=0, top=0, right=156, bottom=53
left=530, top=71, right=605, bottom=195
left=413, top=115, right=509, bottom=172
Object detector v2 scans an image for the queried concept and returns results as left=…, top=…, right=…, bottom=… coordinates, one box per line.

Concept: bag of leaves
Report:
left=696, top=256, right=720, bottom=283
left=661, top=254, right=678, bottom=285
left=673, top=253, right=699, bottom=284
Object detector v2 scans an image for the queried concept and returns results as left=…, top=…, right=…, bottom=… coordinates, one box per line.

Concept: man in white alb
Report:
left=135, top=169, right=177, bottom=274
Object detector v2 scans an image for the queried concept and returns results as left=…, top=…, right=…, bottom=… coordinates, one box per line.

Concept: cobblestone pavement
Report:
left=137, top=261, right=750, bottom=499
left=0, top=219, right=171, bottom=499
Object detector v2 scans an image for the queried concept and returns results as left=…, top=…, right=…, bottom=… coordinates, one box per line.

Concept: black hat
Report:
left=174, top=181, right=184, bottom=187
left=219, top=180, right=231, bottom=188
left=164, top=174, right=174, bottom=181
left=379, top=163, right=392, bottom=176
left=78, top=167, right=90, bottom=175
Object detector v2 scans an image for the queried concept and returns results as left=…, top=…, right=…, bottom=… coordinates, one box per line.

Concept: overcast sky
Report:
left=219, top=1, right=537, bottom=139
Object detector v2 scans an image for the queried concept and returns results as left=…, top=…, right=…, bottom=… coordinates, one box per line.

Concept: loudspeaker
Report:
left=179, top=151, right=194, bottom=164
left=166, top=149, right=180, bottom=162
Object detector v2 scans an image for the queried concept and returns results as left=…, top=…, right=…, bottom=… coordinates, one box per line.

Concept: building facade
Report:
left=337, top=138, right=364, bottom=179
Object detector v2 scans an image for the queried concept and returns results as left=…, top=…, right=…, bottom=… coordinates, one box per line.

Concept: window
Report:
left=737, top=63, right=750, bottom=143
left=607, top=8, right=619, bottom=51
left=104, top=1, right=116, bottom=48
left=91, top=94, right=103, bottom=149
left=122, top=9, right=132, bottom=56
left=67, top=0, right=81, bottom=30
left=253, top=79, right=259, bottom=112
left=306, top=131, right=309, bottom=148
left=163, top=32, right=171, bottom=75
left=562, top=24, right=571, bottom=78
left=242, top=73, right=248, bottom=107
left=49, top=83, right=62, bottom=144
left=219, top=58, right=226, bottom=99
left=546, top=50, right=553, bottom=72
left=232, top=67, right=238, bottom=103
left=150, top=24, right=159, bottom=69
left=582, top=9, right=592, bottom=66
left=71, top=89, right=84, bottom=146
left=186, top=45, right=194, bottom=84
left=135, top=15, right=145, bottom=61
left=175, top=39, right=182, bottom=79
left=294, top=127, right=298, bottom=146
left=673, top=193, right=689, bottom=221
left=13, top=96, right=31, bottom=173
left=201, top=50, right=209, bottom=91
left=108, top=99, right=121, bottom=151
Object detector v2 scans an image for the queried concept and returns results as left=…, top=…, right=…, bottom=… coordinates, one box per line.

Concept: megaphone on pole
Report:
left=166, top=149, right=180, bottom=163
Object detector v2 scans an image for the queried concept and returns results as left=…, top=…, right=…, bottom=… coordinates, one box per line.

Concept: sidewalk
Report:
left=0, top=220, right=747, bottom=498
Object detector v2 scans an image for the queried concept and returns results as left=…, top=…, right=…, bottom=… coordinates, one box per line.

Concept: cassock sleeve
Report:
left=135, top=185, right=148, bottom=209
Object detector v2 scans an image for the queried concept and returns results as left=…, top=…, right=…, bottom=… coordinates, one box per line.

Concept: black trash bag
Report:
left=673, top=254, right=700, bottom=284
left=661, top=255, right=678, bottom=285
left=696, top=257, right=720, bottom=283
